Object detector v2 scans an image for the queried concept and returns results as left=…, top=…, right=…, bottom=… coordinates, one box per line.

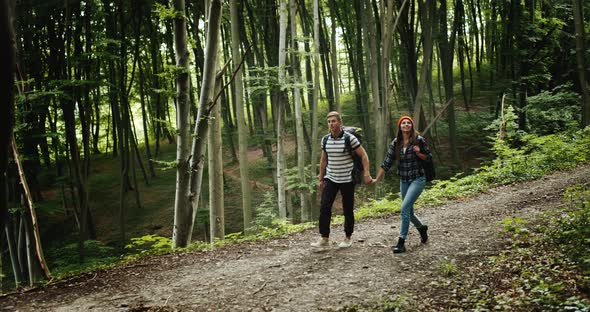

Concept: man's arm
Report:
left=318, top=150, right=327, bottom=191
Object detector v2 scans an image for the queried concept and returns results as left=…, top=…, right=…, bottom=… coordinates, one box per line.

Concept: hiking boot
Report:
left=338, top=237, right=353, bottom=248
left=392, top=237, right=406, bottom=254
left=418, top=225, right=429, bottom=244
left=311, top=237, right=329, bottom=248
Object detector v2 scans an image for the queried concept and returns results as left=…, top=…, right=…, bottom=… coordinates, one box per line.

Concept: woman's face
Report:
left=400, top=119, right=413, bottom=133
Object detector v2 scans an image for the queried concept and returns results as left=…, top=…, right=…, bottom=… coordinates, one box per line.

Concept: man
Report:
left=312, top=111, right=373, bottom=248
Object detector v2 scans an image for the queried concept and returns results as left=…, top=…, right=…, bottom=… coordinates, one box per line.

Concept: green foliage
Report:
left=44, top=240, right=119, bottom=279
left=153, top=2, right=185, bottom=20
left=251, top=191, right=279, bottom=229
left=526, top=84, right=581, bottom=135
left=244, top=66, right=280, bottom=95
left=285, top=165, right=319, bottom=193
left=500, top=217, right=531, bottom=243
left=438, top=258, right=459, bottom=277
left=551, top=185, right=590, bottom=275
left=150, top=159, right=178, bottom=171
left=485, top=104, right=523, bottom=145
left=125, top=234, right=173, bottom=256
left=355, top=195, right=401, bottom=220
left=151, top=117, right=177, bottom=135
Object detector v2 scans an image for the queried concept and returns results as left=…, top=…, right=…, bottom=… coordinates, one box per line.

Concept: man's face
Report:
left=327, top=116, right=341, bottom=133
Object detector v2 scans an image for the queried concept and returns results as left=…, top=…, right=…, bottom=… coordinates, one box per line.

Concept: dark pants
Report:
left=319, top=179, right=355, bottom=238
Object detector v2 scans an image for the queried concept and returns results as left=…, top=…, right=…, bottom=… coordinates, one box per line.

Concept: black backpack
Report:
left=322, top=126, right=364, bottom=185
left=418, top=137, right=435, bottom=182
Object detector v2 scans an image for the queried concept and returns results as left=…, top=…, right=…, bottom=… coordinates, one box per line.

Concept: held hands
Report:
left=364, top=172, right=379, bottom=185
left=413, top=145, right=421, bottom=153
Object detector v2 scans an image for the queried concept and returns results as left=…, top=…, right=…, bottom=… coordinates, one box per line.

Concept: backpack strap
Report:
left=417, top=136, right=430, bottom=161
left=322, top=134, right=329, bottom=151
left=343, top=132, right=352, bottom=155
left=322, top=134, right=330, bottom=163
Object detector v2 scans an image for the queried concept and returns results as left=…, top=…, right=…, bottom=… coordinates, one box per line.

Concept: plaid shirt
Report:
left=381, top=136, right=432, bottom=182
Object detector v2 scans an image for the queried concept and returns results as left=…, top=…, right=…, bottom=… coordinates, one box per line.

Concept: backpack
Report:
left=418, top=137, right=435, bottom=182
left=322, top=126, right=364, bottom=185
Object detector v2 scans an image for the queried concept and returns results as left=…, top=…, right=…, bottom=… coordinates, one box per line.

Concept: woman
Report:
left=373, top=116, right=430, bottom=254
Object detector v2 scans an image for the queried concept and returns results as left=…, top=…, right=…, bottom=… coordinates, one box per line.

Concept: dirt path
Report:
left=2, top=164, right=589, bottom=312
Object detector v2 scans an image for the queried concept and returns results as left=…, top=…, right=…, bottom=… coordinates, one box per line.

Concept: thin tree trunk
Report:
left=276, top=0, right=288, bottom=220
left=138, top=58, right=156, bottom=178
left=354, top=0, right=370, bottom=131
left=329, top=0, right=341, bottom=113
left=310, top=0, right=321, bottom=212
left=467, top=0, right=481, bottom=74
left=148, top=15, right=163, bottom=157
left=438, top=0, right=461, bottom=168
left=363, top=0, right=380, bottom=166
left=209, top=80, right=225, bottom=240
left=11, top=137, right=51, bottom=281
left=291, top=0, right=309, bottom=222
left=319, top=9, right=335, bottom=111
left=412, top=0, right=435, bottom=130
left=573, top=0, right=590, bottom=127
left=230, top=0, right=252, bottom=230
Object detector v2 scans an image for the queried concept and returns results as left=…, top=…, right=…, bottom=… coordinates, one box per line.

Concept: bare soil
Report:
left=2, top=164, right=589, bottom=312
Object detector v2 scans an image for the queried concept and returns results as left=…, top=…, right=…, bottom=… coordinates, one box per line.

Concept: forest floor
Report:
left=2, top=164, right=589, bottom=311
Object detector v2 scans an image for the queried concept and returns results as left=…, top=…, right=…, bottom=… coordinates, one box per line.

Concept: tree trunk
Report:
left=573, top=0, right=590, bottom=127
left=148, top=15, right=163, bottom=157
left=230, top=0, right=252, bottom=231
left=0, top=0, right=17, bottom=289
left=172, top=0, right=194, bottom=247
left=378, top=0, right=401, bottom=171
left=173, top=0, right=223, bottom=247
left=329, top=0, right=341, bottom=113
left=276, top=0, right=288, bottom=220
left=319, top=10, right=335, bottom=111
left=11, top=137, right=51, bottom=282
left=310, top=0, right=321, bottom=213
left=138, top=58, right=157, bottom=178
left=290, top=0, right=309, bottom=222
left=412, top=0, right=435, bottom=130
left=208, top=80, right=225, bottom=240
left=363, top=0, right=381, bottom=166
left=438, top=0, right=461, bottom=168
left=353, top=0, right=370, bottom=132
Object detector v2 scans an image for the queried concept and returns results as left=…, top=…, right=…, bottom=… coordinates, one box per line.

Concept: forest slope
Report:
left=2, top=164, right=590, bottom=311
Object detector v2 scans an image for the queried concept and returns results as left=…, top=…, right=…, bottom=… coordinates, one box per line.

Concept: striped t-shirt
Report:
left=322, top=131, right=360, bottom=184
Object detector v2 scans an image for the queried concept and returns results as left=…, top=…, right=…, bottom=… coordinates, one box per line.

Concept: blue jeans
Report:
left=399, top=176, right=425, bottom=239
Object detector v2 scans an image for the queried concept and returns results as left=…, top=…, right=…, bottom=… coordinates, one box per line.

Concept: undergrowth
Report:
left=417, top=184, right=590, bottom=311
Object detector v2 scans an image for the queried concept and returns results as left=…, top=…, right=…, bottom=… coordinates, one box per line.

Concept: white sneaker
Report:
left=311, top=237, right=329, bottom=248
left=338, top=237, right=353, bottom=248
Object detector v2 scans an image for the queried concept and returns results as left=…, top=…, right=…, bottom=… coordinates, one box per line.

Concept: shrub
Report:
left=526, top=84, right=581, bottom=135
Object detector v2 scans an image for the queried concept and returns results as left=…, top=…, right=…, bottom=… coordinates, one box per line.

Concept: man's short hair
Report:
left=326, top=111, right=342, bottom=121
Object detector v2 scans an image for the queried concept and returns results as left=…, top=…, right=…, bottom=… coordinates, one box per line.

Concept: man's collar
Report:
left=330, top=128, right=344, bottom=139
